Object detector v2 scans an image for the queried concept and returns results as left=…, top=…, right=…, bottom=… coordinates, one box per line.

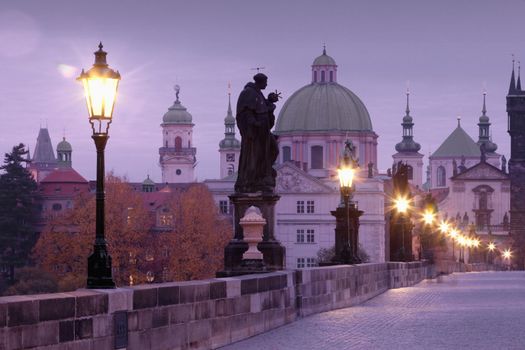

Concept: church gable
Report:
left=451, top=162, right=509, bottom=181
left=276, top=163, right=335, bottom=194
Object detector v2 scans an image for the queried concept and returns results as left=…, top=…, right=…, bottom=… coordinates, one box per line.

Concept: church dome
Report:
left=219, top=138, right=240, bottom=148
left=275, top=83, right=373, bottom=133
left=162, top=85, right=193, bottom=124
left=276, top=48, right=372, bottom=134
left=57, top=137, right=72, bottom=152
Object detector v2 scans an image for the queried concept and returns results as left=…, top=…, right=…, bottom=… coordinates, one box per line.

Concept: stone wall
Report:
left=0, top=262, right=438, bottom=350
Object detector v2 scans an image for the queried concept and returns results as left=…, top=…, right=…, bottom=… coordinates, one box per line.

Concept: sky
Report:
left=0, top=0, right=524, bottom=182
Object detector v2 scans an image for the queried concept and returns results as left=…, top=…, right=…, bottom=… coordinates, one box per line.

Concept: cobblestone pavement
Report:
left=222, top=272, right=525, bottom=350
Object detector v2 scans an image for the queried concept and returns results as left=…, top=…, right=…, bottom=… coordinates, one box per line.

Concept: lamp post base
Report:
left=87, top=244, right=115, bottom=289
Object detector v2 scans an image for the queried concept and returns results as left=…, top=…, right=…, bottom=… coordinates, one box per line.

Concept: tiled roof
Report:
left=41, top=168, right=87, bottom=183
left=431, top=125, right=480, bottom=158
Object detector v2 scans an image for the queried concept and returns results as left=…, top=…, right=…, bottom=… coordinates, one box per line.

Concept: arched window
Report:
left=321, top=71, right=325, bottom=83
left=437, top=166, right=446, bottom=187
left=311, top=146, right=323, bottom=169
left=329, top=71, right=333, bottom=82
left=313, top=71, right=317, bottom=83
left=175, top=136, right=182, bottom=150
left=407, top=165, right=413, bottom=180
left=282, top=146, right=291, bottom=162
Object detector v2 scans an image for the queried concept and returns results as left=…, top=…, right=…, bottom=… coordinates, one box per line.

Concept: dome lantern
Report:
left=311, top=45, right=338, bottom=84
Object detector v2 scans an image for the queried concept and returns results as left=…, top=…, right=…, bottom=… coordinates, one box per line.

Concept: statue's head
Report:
left=253, top=73, right=268, bottom=90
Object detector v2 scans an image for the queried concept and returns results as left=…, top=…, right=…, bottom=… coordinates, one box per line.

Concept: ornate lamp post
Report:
left=329, top=140, right=362, bottom=265
left=393, top=195, right=410, bottom=261
left=78, top=43, right=121, bottom=288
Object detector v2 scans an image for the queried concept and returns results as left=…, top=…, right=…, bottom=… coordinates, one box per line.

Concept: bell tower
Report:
left=159, top=85, right=196, bottom=183
left=506, top=60, right=525, bottom=268
left=218, top=89, right=240, bottom=178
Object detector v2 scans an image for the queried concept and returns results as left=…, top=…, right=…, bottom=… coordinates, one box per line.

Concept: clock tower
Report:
left=159, top=85, right=196, bottom=183
left=219, top=90, right=241, bottom=178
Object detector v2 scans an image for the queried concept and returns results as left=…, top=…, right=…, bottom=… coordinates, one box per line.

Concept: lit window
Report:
left=307, top=201, right=315, bottom=213
left=297, top=201, right=305, bottom=213
left=297, top=258, right=305, bottom=269
left=306, top=229, right=315, bottom=243
left=296, top=229, right=305, bottom=243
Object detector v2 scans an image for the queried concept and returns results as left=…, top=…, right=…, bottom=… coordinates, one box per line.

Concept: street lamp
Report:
left=487, top=242, right=496, bottom=264
left=336, top=144, right=359, bottom=264
left=449, top=228, right=458, bottom=261
left=78, top=43, right=121, bottom=288
left=394, top=195, right=411, bottom=261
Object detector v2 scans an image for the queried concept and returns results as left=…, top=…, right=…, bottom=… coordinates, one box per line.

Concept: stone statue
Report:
left=235, top=73, right=280, bottom=193
left=367, top=162, right=374, bottom=178
left=502, top=155, right=507, bottom=173
left=480, top=143, right=487, bottom=163
left=452, top=159, right=458, bottom=176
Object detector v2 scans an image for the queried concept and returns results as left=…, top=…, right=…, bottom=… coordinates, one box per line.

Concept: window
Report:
left=407, top=165, right=413, bottom=180
left=282, top=146, right=291, bottom=162
left=52, top=203, right=62, bottom=211
left=165, top=140, right=168, bottom=148
left=306, top=229, right=315, bottom=243
left=175, top=136, right=182, bottom=150
left=437, top=166, right=446, bottom=187
left=226, top=153, right=235, bottom=162
left=313, top=71, right=317, bottom=82
left=176, top=169, right=182, bottom=175
left=296, top=201, right=305, bottom=213
left=158, top=208, right=173, bottom=227
left=307, top=201, right=315, bottom=213
left=219, top=200, right=229, bottom=214
left=306, top=257, right=316, bottom=267
left=311, top=146, right=323, bottom=169
left=227, top=164, right=234, bottom=176
left=329, top=71, right=333, bottom=82
left=297, top=258, right=305, bottom=269
left=296, top=229, right=305, bottom=243
left=321, top=71, right=325, bottom=82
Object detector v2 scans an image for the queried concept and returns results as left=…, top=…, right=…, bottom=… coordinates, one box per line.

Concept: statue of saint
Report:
left=235, top=73, right=280, bottom=193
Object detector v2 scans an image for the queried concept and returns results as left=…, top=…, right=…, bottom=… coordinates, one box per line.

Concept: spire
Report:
left=219, top=85, right=240, bottom=150
left=405, top=87, right=410, bottom=116
left=227, top=82, right=232, bottom=116
left=323, top=43, right=326, bottom=55
left=482, top=91, right=487, bottom=116
left=517, top=61, right=522, bottom=91
left=457, top=116, right=461, bottom=127
left=509, top=56, right=516, bottom=94
left=395, top=88, right=421, bottom=153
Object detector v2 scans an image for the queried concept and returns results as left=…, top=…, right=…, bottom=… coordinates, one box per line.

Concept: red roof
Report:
left=41, top=168, right=88, bottom=183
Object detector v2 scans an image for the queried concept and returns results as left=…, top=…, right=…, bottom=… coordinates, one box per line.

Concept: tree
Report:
left=3, top=267, right=57, bottom=296
left=0, top=144, right=38, bottom=284
left=33, top=174, right=151, bottom=289
left=163, top=184, right=232, bottom=281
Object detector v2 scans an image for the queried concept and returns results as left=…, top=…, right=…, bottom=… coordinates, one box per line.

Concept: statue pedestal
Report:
left=217, top=192, right=285, bottom=277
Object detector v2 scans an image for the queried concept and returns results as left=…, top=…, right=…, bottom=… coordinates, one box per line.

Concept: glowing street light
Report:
left=439, top=221, right=450, bottom=234
left=488, top=242, right=496, bottom=251
left=503, top=249, right=512, bottom=260
left=394, top=196, right=410, bottom=214
left=78, top=43, right=120, bottom=289
left=422, top=209, right=436, bottom=226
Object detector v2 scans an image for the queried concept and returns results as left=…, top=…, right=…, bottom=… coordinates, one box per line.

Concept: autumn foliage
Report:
left=33, top=175, right=231, bottom=290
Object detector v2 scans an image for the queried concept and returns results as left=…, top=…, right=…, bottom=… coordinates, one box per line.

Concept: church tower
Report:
left=29, top=127, right=58, bottom=182
left=159, top=85, right=196, bottom=183
left=506, top=60, right=525, bottom=268
left=218, top=90, right=240, bottom=178
left=392, top=89, right=423, bottom=188
left=477, top=92, right=498, bottom=154
left=56, top=137, right=72, bottom=168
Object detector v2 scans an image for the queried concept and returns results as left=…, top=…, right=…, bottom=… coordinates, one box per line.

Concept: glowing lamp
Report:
left=337, top=166, right=355, bottom=195
left=422, top=210, right=436, bottom=225
left=488, top=242, right=496, bottom=251
left=77, top=42, right=121, bottom=134
left=503, top=249, right=512, bottom=259
left=449, top=228, right=459, bottom=239
left=394, top=196, right=410, bottom=214
left=439, top=221, right=450, bottom=234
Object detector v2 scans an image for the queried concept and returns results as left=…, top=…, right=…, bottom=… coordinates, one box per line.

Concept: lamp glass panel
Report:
left=84, top=77, right=119, bottom=119
left=338, top=168, right=354, bottom=189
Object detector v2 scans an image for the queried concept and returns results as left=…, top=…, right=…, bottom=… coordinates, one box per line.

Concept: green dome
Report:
left=219, top=138, right=240, bottom=149
left=57, top=137, right=72, bottom=152
left=142, top=175, right=155, bottom=185
left=313, top=52, right=336, bottom=66
left=275, top=83, right=373, bottom=133
left=163, top=100, right=192, bottom=124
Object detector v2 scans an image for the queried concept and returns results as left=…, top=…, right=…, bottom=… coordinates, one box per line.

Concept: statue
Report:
left=452, top=159, right=458, bottom=176
left=502, top=155, right=507, bottom=173
left=480, top=143, right=487, bottom=163
left=235, top=73, right=281, bottom=193
left=367, top=162, right=374, bottom=178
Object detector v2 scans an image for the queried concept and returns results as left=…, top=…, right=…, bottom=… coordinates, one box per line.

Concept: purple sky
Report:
left=0, top=0, right=523, bottom=182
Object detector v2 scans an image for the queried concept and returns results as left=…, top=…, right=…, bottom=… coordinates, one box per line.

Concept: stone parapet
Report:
left=0, top=261, right=490, bottom=350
